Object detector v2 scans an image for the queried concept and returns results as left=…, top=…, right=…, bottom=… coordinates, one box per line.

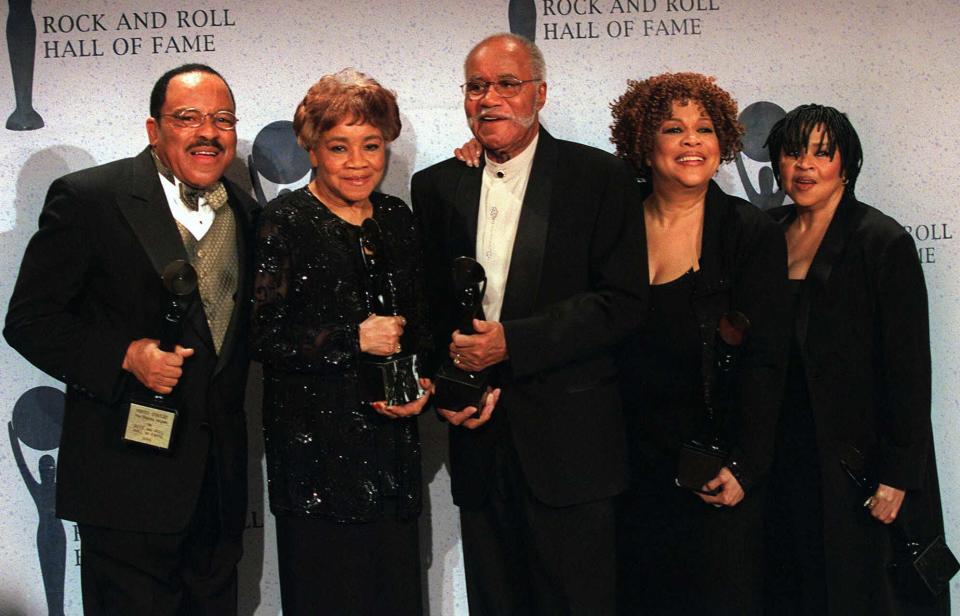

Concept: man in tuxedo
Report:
left=412, top=34, right=645, bottom=615
left=4, top=63, right=255, bottom=615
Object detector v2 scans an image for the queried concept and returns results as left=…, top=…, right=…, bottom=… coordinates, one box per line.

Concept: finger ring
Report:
left=395, top=343, right=402, bottom=353
left=453, top=355, right=461, bottom=366
left=864, top=496, right=876, bottom=509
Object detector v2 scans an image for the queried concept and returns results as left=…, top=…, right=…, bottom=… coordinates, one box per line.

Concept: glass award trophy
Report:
left=357, top=218, right=421, bottom=406
left=838, top=443, right=960, bottom=601
left=433, top=256, right=491, bottom=412
left=676, top=311, right=750, bottom=493
left=123, top=260, right=197, bottom=451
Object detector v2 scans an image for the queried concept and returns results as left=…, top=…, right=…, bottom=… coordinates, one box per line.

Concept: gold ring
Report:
left=453, top=355, right=461, bottom=366
left=395, top=343, right=402, bottom=353
left=864, top=496, right=876, bottom=509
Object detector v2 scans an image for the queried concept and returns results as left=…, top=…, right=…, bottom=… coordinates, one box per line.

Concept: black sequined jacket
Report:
left=251, top=188, right=431, bottom=522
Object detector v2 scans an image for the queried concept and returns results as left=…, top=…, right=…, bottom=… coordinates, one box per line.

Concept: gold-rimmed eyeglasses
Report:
left=160, top=108, right=238, bottom=131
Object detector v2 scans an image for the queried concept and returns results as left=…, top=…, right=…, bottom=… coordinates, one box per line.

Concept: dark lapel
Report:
left=453, top=161, right=482, bottom=259
left=212, top=181, right=251, bottom=375
left=500, top=128, right=556, bottom=321
left=117, top=147, right=214, bottom=354
left=806, top=198, right=850, bottom=293
left=774, top=195, right=853, bottom=350
left=694, top=181, right=729, bottom=296
left=117, top=147, right=189, bottom=276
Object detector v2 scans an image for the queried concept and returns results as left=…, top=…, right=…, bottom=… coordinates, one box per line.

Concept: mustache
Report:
left=187, top=137, right=225, bottom=152
left=468, top=111, right=537, bottom=129
left=470, top=110, right=516, bottom=122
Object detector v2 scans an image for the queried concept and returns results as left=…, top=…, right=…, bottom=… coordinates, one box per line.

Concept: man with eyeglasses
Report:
left=5, top=63, right=256, bottom=615
left=412, top=34, right=645, bottom=614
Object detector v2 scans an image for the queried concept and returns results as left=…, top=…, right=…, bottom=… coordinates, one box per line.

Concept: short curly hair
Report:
left=610, top=72, right=743, bottom=179
left=293, top=68, right=401, bottom=151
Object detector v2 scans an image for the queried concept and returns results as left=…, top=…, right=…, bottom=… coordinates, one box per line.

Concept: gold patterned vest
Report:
left=151, top=150, right=239, bottom=355
left=175, top=204, right=238, bottom=355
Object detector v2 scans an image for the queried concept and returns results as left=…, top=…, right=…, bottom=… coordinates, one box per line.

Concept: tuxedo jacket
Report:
left=769, top=196, right=946, bottom=614
left=411, top=128, right=647, bottom=508
left=5, top=147, right=256, bottom=535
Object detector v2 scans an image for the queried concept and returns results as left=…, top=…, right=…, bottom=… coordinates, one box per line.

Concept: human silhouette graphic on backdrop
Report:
left=509, top=0, right=537, bottom=41
left=6, top=0, right=45, bottom=130
left=248, top=120, right=312, bottom=206
left=9, top=386, right=66, bottom=616
left=735, top=101, right=785, bottom=210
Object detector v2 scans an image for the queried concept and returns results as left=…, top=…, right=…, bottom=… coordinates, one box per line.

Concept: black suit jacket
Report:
left=694, top=182, right=790, bottom=487
left=769, top=196, right=946, bottom=614
left=4, top=147, right=256, bottom=535
left=412, top=129, right=646, bottom=508
left=627, top=182, right=789, bottom=488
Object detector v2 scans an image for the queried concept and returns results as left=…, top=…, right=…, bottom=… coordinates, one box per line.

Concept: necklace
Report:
left=308, top=183, right=371, bottom=225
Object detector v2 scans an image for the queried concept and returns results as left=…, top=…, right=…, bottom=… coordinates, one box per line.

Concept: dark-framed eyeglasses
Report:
left=160, top=108, right=239, bottom=131
left=460, top=78, right=541, bottom=100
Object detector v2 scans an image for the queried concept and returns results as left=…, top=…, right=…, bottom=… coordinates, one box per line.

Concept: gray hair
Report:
left=464, top=33, right=547, bottom=82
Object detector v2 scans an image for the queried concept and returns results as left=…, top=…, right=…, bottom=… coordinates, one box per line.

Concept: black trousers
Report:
left=274, top=506, right=422, bottom=616
left=459, top=439, right=618, bottom=616
left=78, top=457, right=242, bottom=616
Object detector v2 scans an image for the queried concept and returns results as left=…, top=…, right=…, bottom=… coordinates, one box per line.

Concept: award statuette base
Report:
left=889, top=535, right=960, bottom=601
left=839, top=442, right=960, bottom=600
left=359, top=354, right=422, bottom=406
left=123, top=397, right=178, bottom=451
left=675, top=439, right=727, bottom=494
left=433, top=362, right=490, bottom=413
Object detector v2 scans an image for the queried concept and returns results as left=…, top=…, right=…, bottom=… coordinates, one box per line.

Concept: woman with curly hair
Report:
left=610, top=72, right=790, bottom=615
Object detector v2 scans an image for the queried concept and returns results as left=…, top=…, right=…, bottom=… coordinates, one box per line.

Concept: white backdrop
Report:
left=1, top=1, right=958, bottom=614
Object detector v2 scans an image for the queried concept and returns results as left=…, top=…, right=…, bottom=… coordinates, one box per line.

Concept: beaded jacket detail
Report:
left=252, top=188, right=431, bottom=521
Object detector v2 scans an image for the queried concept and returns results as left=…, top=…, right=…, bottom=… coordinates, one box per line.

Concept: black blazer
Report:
left=769, top=196, right=945, bottom=614
left=693, top=182, right=790, bottom=487
left=4, top=147, right=256, bottom=535
left=411, top=128, right=647, bottom=508
left=627, top=181, right=789, bottom=488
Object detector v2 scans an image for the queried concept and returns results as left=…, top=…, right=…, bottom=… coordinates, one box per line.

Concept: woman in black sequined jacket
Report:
left=250, top=69, right=431, bottom=616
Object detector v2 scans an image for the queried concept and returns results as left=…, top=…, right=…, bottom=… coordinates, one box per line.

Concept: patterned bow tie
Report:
left=179, top=181, right=228, bottom=211
left=151, top=148, right=227, bottom=211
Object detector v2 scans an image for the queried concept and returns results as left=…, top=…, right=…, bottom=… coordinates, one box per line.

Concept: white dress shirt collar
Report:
left=156, top=172, right=215, bottom=241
